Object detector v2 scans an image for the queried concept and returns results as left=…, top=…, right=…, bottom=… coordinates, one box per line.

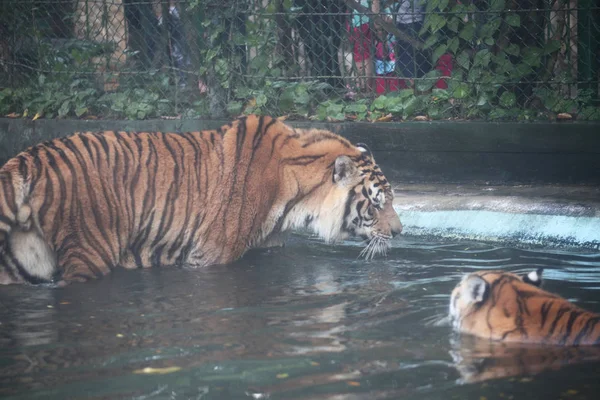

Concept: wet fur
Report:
left=450, top=270, right=600, bottom=345
left=0, top=115, right=401, bottom=284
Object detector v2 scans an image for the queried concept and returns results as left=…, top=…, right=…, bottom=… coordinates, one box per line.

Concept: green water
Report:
left=1, top=236, right=599, bottom=399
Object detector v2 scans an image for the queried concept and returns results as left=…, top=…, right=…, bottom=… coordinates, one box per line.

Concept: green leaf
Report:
left=415, top=70, right=442, bottom=92
left=428, top=14, right=447, bottom=34
left=459, top=21, right=475, bottom=41
left=480, top=18, right=501, bottom=38
left=452, top=82, right=470, bottom=99
left=579, top=106, right=600, bottom=121
left=505, top=14, right=520, bottom=27
left=522, top=47, right=543, bottom=67
left=432, top=44, right=448, bottom=63
left=345, top=103, right=368, bottom=113
left=490, top=0, right=505, bottom=12
left=427, top=106, right=442, bottom=119
left=484, top=37, right=495, bottom=46
left=256, top=93, right=268, bottom=107
left=544, top=40, right=561, bottom=55
left=447, top=17, right=461, bottom=33
left=438, top=0, right=449, bottom=11
left=58, top=100, right=71, bottom=118
left=432, top=88, right=450, bottom=101
left=477, top=93, right=490, bottom=106
left=489, top=108, right=508, bottom=120
left=492, top=53, right=513, bottom=74
left=226, top=101, right=243, bottom=115
left=372, top=95, right=389, bottom=110
left=402, top=96, right=420, bottom=119
left=205, top=48, right=218, bottom=61
left=456, top=50, right=471, bottom=70
left=505, top=43, right=520, bottom=56
left=473, top=49, right=491, bottom=68
left=467, top=67, right=482, bottom=82
left=426, top=0, right=440, bottom=13
left=75, top=106, right=88, bottom=117
left=499, top=91, right=516, bottom=108
left=294, top=85, right=311, bottom=105
left=423, top=33, right=440, bottom=50
left=447, top=37, right=460, bottom=54
left=384, top=97, right=404, bottom=113
left=397, top=89, right=416, bottom=99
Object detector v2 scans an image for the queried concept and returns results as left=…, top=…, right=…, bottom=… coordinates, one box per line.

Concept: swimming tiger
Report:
left=449, top=269, right=600, bottom=345
left=0, top=115, right=402, bottom=285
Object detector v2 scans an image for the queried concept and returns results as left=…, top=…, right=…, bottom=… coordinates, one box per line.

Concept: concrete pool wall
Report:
left=1, top=118, right=599, bottom=249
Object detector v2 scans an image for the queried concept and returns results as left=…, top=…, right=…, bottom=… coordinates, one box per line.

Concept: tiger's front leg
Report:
left=57, top=249, right=115, bottom=284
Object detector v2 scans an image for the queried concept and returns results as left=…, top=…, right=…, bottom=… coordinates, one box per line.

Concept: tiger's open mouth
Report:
left=358, top=234, right=392, bottom=260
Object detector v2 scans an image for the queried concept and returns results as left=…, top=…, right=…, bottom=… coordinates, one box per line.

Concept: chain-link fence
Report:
left=0, top=0, right=599, bottom=121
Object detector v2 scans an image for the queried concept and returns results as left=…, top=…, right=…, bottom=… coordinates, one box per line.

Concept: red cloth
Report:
left=435, top=54, right=453, bottom=89
left=349, top=23, right=372, bottom=62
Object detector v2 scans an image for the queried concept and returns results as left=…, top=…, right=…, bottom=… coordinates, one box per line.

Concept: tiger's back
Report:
left=0, top=115, right=402, bottom=284
left=450, top=270, right=600, bottom=345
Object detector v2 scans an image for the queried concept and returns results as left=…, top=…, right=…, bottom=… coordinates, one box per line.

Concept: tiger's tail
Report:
left=0, top=174, right=57, bottom=285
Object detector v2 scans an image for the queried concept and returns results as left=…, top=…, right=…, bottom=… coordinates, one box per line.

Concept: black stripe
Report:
left=540, top=300, right=553, bottom=328
left=283, top=154, right=325, bottom=166
left=559, top=310, right=582, bottom=344
left=545, top=306, right=571, bottom=340
left=62, top=138, right=117, bottom=262
left=573, top=316, right=600, bottom=345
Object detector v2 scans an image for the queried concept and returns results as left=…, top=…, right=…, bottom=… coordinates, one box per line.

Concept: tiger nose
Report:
left=390, top=214, right=403, bottom=237
left=391, top=222, right=403, bottom=238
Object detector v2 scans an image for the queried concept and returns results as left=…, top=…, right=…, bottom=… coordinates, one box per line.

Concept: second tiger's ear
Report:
left=464, top=275, right=489, bottom=304
left=522, top=268, right=543, bottom=287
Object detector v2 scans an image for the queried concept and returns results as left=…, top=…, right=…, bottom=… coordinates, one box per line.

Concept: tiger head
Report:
left=284, top=137, right=402, bottom=259
left=449, top=269, right=544, bottom=336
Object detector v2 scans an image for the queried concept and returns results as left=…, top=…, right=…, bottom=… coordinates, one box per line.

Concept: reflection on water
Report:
left=0, top=236, right=599, bottom=399
left=450, top=334, right=600, bottom=384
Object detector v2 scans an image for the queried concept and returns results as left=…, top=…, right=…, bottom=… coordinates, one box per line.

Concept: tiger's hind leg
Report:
left=1, top=205, right=58, bottom=284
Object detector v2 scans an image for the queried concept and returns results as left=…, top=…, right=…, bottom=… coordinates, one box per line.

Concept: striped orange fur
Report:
left=0, top=115, right=401, bottom=284
left=449, top=269, right=600, bottom=345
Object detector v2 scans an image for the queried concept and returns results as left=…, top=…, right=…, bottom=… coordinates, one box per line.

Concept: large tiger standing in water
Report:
left=0, top=115, right=402, bottom=285
left=449, top=269, right=600, bottom=345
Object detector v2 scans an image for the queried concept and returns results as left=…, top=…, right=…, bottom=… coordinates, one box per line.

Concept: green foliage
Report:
left=1, top=0, right=598, bottom=122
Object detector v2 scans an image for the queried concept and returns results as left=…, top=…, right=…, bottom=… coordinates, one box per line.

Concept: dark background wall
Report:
left=1, top=118, right=599, bottom=184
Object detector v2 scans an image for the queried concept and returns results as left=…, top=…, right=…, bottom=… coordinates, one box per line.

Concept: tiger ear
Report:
left=333, top=155, right=358, bottom=183
left=464, top=275, right=489, bottom=304
left=522, top=268, right=543, bottom=287
left=356, top=142, right=373, bottom=159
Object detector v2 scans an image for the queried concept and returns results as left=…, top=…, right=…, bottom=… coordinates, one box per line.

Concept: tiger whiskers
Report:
left=358, top=235, right=391, bottom=260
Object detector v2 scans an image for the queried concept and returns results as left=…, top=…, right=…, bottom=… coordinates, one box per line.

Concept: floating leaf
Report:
left=347, top=381, right=361, bottom=387
left=133, top=366, right=182, bottom=375
left=276, top=373, right=289, bottom=379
